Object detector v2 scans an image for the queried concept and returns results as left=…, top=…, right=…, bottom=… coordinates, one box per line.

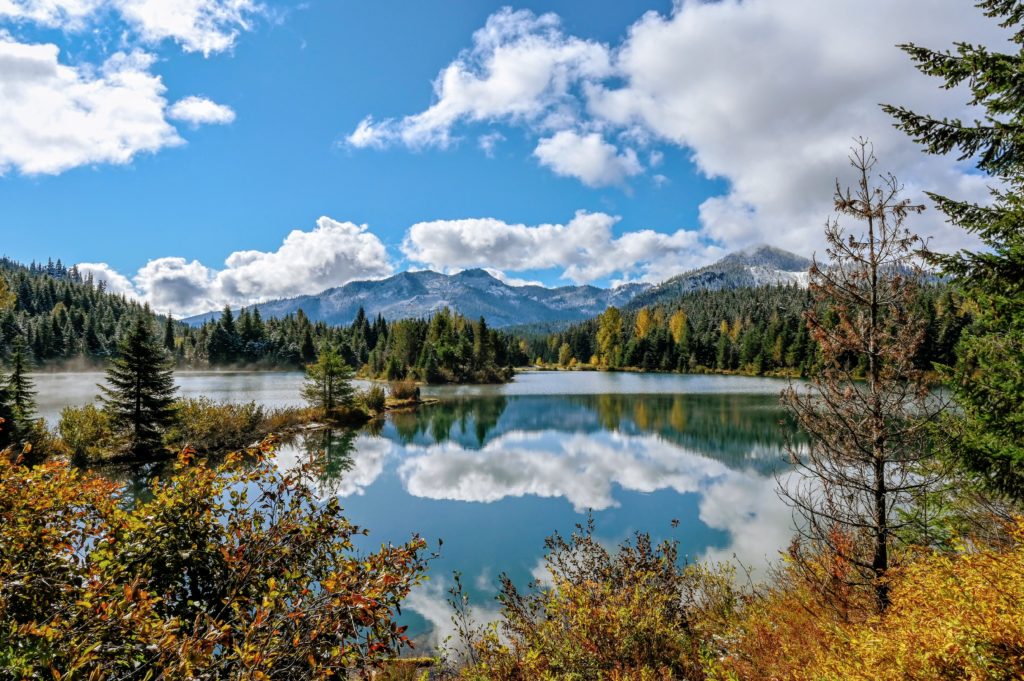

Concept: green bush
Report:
left=57, top=404, right=124, bottom=463
left=361, top=383, right=387, bottom=414
left=163, top=397, right=266, bottom=453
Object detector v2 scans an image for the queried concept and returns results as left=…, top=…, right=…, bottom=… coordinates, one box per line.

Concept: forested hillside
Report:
left=0, top=257, right=156, bottom=365
left=523, top=282, right=967, bottom=376
left=0, top=258, right=523, bottom=382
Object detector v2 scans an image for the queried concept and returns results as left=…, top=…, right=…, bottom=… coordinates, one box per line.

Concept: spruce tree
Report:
left=301, top=346, right=356, bottom=416
left=99, top=317, right=177, bottom=457
left=884, top=0, right=1024, bottom=499
left=6, top=337, right=36, bottom=439
left=0, top=371, right=13, bottom=450
left=164, top=314, right=175, bottom=353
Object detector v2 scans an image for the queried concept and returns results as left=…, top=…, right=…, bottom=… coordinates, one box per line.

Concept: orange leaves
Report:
left=0, top=447, right=430, bottom=678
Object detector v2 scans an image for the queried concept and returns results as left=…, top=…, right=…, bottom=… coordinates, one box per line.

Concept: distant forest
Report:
left=0, top=257, right=522, bottom=383
left=522, top=283, right=967, bottom=377
left=0, top=256, right=966, bottom=380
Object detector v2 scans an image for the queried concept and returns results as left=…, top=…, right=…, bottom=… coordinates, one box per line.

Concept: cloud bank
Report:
left=0, top=0, right=251, bottom=175
left=82, top=210, right=725, bottom=315
left=348, top=0, right=1008, bottom=255
left=81, top=217, right=394, bottom=316
left=402, top=210, right=723, bottom=286
left=0, top=0, right=261, bottom=55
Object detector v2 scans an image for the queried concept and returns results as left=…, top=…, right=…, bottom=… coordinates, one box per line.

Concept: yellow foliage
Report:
left=809, top=521, right=1024, bottom=680
left=635, top=307, right=654, bottom=340
left=714, top=520, right=1024, bottom=681
left=669, top=310, right=688, bottom=345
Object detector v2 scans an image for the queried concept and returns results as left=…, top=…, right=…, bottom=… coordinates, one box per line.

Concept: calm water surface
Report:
left=32, top=370, right=797, bottom=647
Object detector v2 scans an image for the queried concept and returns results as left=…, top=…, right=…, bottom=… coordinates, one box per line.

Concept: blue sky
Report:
left=0, top=0, right=1002, bottom=314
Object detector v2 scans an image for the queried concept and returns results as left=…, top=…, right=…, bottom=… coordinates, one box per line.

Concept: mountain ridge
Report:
left=184, top=245, right=811, bottom=328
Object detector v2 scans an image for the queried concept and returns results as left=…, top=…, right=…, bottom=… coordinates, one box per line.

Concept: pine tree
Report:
left=99, top=317, right=177, bottom=457
left=6, top=337, right=36, bottom=439
left=884, top=0, right=1024, bottom=499
left=164, top=314, right=175, bottom=354
left=301, top=346, right=356, bottom=416
left=780, top=142, right=942, bottom=612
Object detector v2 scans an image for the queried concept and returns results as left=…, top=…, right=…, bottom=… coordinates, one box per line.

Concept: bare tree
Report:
left=780, top=139, right=944, bottom=612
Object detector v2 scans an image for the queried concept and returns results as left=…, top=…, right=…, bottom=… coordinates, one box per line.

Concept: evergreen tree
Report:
left=780, top=143, right=941, bottom=612
left=99, top=317, right=178, bottom=457
left=164, top=314, right=175, bottom=354
left=884, top=0, right=1024, bottom=499
left=6, top=337, right=36, bottom=439
left=302, top=346, right=356, bottom=416
left=0, top=378, right=12, bottom=450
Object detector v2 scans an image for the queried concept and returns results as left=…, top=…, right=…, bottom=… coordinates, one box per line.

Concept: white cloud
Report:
left=75, top=262, right=139, bottom=297
left=83, top=216, right=395, bottom=316
left=345, top=7, right=611, bottom=149
left=115, top=0, right=260, bottom=55
left=352, top=1, right=1009, bottom=256
left=133, top=256, right=218, bottom=314
left=0, top=0, right=261, bottom=55
left=586, top=0, right=1006, bottom=255
left=168, top=95, right=235, bottom=125
left=403, top=210, right=722, bottom=285
left=0, top=39, right=182, bottom=175
left=477, top=131, right=505, bottom=157
left=533, top=130, right=641, bottom=187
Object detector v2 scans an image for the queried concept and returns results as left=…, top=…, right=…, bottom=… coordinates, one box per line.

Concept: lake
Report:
left=31, top=370, right=798, bottom=648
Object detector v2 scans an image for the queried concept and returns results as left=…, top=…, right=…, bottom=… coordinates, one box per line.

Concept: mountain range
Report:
left=184, top=245, right=812, bottom=328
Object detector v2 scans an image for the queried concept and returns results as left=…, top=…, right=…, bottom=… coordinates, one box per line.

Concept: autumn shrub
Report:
left=807, top=520, right=1024, bottom=680
left=58, top=403, right=124, bottom=463
left=0, top=444, right=430, bottom=679
left=389, top=379, right=421, bottom=401
left=710, top=521, right=1024, bottom=680
left=454, top=519, right=739, bottom=681
left=163, top=396, right=267, bottom=452
left=361, top=383, right=388, bottom=414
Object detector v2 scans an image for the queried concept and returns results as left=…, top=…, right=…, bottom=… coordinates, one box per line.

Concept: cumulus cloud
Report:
left=352, top=1, right=1010, bottom=256
left=402, top=210, right=723, bottom=285
left=75, top=262, right=139, bottom=297
left=0, top=39, right=182, bottom=175
left=534, top=130, right=641, bottom=187
left=0, top=0, right=261, bottom=55
left=83, top=216, right=395, bottom=316
left=585, top=0, right=1006, bottom=254
left=345, top=7, right=611, bottom=149
left=168, top=95, right=235, bottom=125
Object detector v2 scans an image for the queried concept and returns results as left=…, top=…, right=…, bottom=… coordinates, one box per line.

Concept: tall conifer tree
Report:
left=100, top=317, right=177, bottom=456
left=6, top=337, right=36, bottom=440
left=884, top=0, right=1024, bottom=499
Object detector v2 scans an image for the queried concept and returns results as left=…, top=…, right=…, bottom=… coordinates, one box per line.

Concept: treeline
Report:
left=0, top=257, right=155, bottom=365
left=0, top=258, right=523, bottom=382
left=188, top=306, right=522, bottom=383
left=522, top=283, right=967, bottom=376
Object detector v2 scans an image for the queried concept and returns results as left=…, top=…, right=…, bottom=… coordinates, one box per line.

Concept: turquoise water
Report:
left=32, top=370, right=797, bottom=648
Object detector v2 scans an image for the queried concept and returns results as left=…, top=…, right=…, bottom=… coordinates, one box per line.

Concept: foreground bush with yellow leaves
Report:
left=0, top=445, right=429, bottom=679
left=454, top=519, right=740, bottom=681
left=712, top=522, right=1024, bottom=680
